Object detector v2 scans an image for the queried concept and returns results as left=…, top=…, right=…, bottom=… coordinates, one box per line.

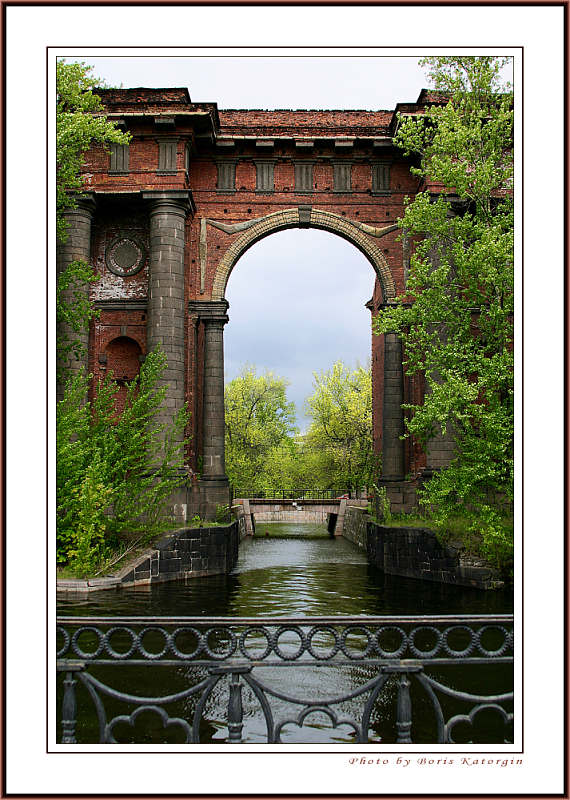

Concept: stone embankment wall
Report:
left=342, top=507, right=504, bottom=590
left=118, top=522, right=240, bottom=585
left=57, top=522, right=240, bottom=594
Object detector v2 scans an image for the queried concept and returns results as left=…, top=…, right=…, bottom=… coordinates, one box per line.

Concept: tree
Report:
left=303, top=361, right=376, bottom=495
left=224, top=367, right=297, bottom=492
left=57, top=349, right=189, bottom=574
left=375, top=57, right=514, bottom=562
left=56, top=59, right=129, bottom=239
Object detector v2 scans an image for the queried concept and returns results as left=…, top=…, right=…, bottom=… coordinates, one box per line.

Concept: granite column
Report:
left=144, top=191, right=190, bottom=443
left=189, top=300, right=230, bottom=518
left=56, top=195, right=95, bottom=399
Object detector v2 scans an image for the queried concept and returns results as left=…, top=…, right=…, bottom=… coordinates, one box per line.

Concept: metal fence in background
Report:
left=231, top=489, right=354, bottom=500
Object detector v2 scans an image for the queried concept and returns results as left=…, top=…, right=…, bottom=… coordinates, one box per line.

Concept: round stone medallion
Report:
left=106, top=236, right=146, bottom=277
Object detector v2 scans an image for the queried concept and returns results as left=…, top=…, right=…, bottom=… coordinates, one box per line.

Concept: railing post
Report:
left=61, top=671, right=78, bottom=744
left=395, top=673, right=413, bottom=744
left=227, top=673, right=244, bottom=742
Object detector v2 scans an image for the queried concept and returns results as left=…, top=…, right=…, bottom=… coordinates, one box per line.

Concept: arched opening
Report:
left=224, top=227, right=381, bottom=498
left=211, top=207, right=394, bottom=303
left=104, top=336, right=142, bottom=414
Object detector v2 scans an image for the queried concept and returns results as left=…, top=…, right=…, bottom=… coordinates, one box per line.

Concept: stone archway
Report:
left=207, top=206, right=397, bottom=302
left=190, top=209, right=406, bottom=516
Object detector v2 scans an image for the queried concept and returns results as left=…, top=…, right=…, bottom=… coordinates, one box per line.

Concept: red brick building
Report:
left=57, top=87, right=451, bottom=518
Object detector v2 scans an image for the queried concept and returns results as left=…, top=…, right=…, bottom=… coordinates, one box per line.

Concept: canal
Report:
left=57, top=522, right=514, bottom=744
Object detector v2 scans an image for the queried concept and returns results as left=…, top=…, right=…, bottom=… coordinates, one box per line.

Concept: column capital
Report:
left=142, top=190, right=195, bottom=217
left=188, top=299, right=229, bottom=325
left=62, top=193, right=96, bottom=219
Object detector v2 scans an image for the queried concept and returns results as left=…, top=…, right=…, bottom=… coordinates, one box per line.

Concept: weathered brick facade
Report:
left=59, top=87, right=448, bottom=517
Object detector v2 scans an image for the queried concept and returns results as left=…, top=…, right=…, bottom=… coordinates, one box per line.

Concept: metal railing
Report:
left=57, top=615, right=514, bottom=745
left=232, top=489, right=352, bottom=500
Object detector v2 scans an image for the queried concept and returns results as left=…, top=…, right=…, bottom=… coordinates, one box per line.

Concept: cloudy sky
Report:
left=84, top=56, right=427, bottom=428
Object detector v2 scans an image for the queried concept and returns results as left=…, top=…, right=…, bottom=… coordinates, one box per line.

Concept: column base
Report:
left=377, top=478, right=420, bottom=516
left=199, top=477, right=231, bottom=521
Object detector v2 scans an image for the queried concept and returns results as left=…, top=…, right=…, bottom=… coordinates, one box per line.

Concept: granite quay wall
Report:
left=118, top=522, right=240, bottom=585
left=342, top=507, right=504, bottom=590
left=232, top=500, right=254, bottom=538
left=56, top=521, right=240, bottom=594
left=339, top=505, right=370, bottom=548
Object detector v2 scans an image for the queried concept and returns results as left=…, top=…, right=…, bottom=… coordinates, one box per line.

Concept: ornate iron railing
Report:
left=56, top=615, right=514, bottom=745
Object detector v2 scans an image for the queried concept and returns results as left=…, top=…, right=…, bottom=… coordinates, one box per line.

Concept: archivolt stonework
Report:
left=199, top=208, right=398, bottom=301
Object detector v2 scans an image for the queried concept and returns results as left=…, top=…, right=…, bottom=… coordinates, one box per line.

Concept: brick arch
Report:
left=211, top=208, right=396, bottom=301
left=105, top=335, right=142, bottom=382
left=105, top=336, right=142, bottom=415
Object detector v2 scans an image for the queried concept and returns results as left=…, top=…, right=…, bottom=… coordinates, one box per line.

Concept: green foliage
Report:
left=66, top=452, right=113, bottom=577
left=224, top=366, right=297, bottom=492
left=225, top=362, right=377, bottom=495
left=303, top=362, right=378, bottom=494
left=56, top=60, right=129, bottom=241
left=375, top=57, right=514, bottom=558
left=56, top=259, right=99, bottom=381
left=371, top=483, right=391, bottom=523
left=56, top=349, right=189, bottom=567
left=216, top=504, right=230, bottom=524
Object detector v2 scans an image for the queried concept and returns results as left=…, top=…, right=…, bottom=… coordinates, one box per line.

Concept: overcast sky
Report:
left=84, top=56, right=426, bottom=428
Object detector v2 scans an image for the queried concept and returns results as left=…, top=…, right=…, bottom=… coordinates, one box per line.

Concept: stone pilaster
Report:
left=381, top=332, right=405, bottom=481
left=56, top=195, right=95, bottom=399
left=188, top=300, right=230, bottom=519
left=144, top=191, right=190, bottom=441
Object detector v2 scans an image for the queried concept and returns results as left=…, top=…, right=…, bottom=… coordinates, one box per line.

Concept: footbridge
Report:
left=233, top=494, right=368, bottom=536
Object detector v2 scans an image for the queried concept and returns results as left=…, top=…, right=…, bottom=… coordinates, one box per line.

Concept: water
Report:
left=57, top=523, right=513, bottom=744
left=58, top=522, right=513, bottom=617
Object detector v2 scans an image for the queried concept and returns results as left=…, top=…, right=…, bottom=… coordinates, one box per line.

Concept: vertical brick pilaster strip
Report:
left=56, top=196, right=95, bottom=400
left=382, top=333, right=405, bottom=480
left=145, top=193, right=190, bottom=445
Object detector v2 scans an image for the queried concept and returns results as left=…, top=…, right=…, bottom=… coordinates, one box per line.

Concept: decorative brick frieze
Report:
left=333, top=161, right=352, bottom=192
left=216, top=160, right=236, bottom=192
left=109, top=143, right=130, bottom=174
left=157, top=139, right=178, bottom=174
left=255, top=160, right=275, bottom=193
left=372, top=161, right=392, bottom=195
left=294, top=161, right=314, bottom=193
